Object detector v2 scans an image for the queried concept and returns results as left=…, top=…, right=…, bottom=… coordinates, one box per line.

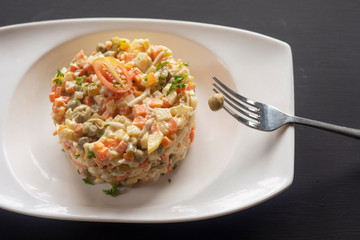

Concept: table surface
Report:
left=1, top=0, right=360, bottom=239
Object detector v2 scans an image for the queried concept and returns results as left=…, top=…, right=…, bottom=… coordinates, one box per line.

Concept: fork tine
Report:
left=213, top=88, right=260, bottom=121
left=212, top=77, right=258, bottom=107
left=221, top=104, right=259, bottom=129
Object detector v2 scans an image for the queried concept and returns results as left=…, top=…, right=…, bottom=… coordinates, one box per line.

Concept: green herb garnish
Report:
left=56, top=68, right=64, bottom=77
left=82, top=177, right=94, bottom=185
left=166, top=74, right=188, bottom=95
left=168, top=178, right=172, bottom=183
left=104, top=124, right=110, bottom=127
left=87, top=149, right=96, bottom=159
left=103, top=185, right=119, bottom=196
left=156, top=61, right=169, bottom=70
left=75, top=154, right=80, bottom=159
left=173, top=164, right=177, bottom=170
left=75, top=76, right=83, bottom=86
left=112, top=84, right=120, bottom=88
left=98, top=130, right=104, bottom=136
left=53, top=78, right=62, bottom=84
left=84, top=82, right=94, bottom=87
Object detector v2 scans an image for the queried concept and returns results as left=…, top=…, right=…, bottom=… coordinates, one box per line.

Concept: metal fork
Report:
left=212, top=77, right=360, bottom=138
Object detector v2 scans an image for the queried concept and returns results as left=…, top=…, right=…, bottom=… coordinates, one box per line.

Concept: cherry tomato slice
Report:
left=93, top=57, right=132, bottom=93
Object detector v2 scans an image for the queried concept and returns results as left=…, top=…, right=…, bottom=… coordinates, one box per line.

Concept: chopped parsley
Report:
left=98, top=130, right=104, bottom=136
left=168, top=178, right=172, bottom=183
left=87, top=149, right=96, bottom=159
left=104, top=124, right=110, bottom=127
left=84, top=82, right=95, bottom=87
left=112, top=84, right=120, bottom=88
left=74, top=154, right=80, bottom=159
left=156, top=61, right=169, bottom=70
left=75, top=76, right=83, bottom=86
left=82, top=177, right=94, bottom=185
left=53, top=78, right=62, bottom=84
left=144, top=74, right=148, bottom=82
left=56, top=68, right=64, bottom=77
left=61, top=148, right=64, bottom=152
left=173, top=164, right=177, bottom=170
left=77, top=169, right=80, bottom=174
left=183, top=62, right=189, bottom=66
left=166, top=74, right=188, bottom=95
left=103, top=185, right=119, bottom=197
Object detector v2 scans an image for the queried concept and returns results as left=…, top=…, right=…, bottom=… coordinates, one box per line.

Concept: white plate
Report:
left=0, top=18, right=294, bottom=222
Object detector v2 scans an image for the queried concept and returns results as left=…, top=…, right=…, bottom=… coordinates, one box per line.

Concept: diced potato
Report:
left=166, top=90, right=177, bottom=105
left=87, top=84, right=99, bottom=97
left=147, top=131, right=164, bottom=153
left=114, top=129, right=126, bottom=140
left=134, top=52, right=152, bottom=73
left=176, top=116, right=187, bottom=129
left=169, top=104, right=193, bottom=117
left=127, top=125, right=141, bottom=137
left=59, top=128, right=74, bottom=140
left=64, top=72, right=75, bottom=82
left=130, top=39, right=150, bottom=52
left=111, top=37, right=130, bottom=51
left=140, top=132, right=148, bottom=149
left=106, top=100, right=117, bottom=113
left=154, top=108, right=172, bottom=121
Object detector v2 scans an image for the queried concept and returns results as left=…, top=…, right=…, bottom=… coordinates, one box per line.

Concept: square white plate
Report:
left=0, top=18, right=294, bottom=222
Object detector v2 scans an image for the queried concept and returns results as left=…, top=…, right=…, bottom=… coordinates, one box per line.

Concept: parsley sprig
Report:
left=156, top=61, right=169, bottom=70
left=166, top=74, right=188, bottom=95
left=103, top=185, right=119, bottom=197
left=87, top=148, right=96, bottom=159
left=82, top=177, right=94, bottom=185
left=56, top=68, right=64, bottom=77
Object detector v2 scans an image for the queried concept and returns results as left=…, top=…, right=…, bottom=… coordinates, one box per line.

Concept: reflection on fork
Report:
left=212, top=77, right=360, bottom=138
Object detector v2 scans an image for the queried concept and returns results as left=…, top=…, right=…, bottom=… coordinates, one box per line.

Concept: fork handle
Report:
left=290, top=116, right=360, bottom=138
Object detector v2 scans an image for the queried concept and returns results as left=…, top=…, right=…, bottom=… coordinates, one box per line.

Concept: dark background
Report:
left=1, top=0, right=360, bottom=239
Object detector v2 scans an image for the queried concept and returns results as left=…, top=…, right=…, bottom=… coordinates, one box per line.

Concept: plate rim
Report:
left=0, top=17, right=294, bottom=223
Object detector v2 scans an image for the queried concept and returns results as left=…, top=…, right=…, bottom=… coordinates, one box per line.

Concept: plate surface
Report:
left=0, top=18, right=294, bottom=222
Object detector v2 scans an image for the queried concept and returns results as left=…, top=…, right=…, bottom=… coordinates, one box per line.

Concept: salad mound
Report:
left=49, top=38, right=197, bottom=193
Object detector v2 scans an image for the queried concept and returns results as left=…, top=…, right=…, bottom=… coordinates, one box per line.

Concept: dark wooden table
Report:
left=1, top=0, right=360, bottom=239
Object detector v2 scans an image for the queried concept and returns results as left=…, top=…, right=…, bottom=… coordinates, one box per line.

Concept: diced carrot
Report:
left=71, top=159, right=87, bottom=169
left=168, top=118, right=178, bottom=134
left=133, top=89, right=143, bottom=97
left=98, top=147, right=110, bottom=161
left=115, top=140, right=127, bottom=154
left=75, top=50, right=85, bottom=60
left=143, top=73, right=158, bottom=88
left=49, top=92, right=57, bottom=103
left=162, top=97, right=171, bottom=108
left=139, top=161, right=150, bottom=168
left=149, top=46, right=162, bottom=60
left=74, top=124, right=82, bottom=134
left=103, top=138, right=120, bottom=148
left=119, top=106, right=131, bottom=116
left=149, top=98, right=163, bottom=108
left=161, top=155, right=169, bottom=162
left=133, top=104, right=147, bottom=117
left=151, top=122, right=159, bottom=132
left=101, top=110, right=113, bottom=120
left=94, top=141, right=105, bottom=150
left=186, top=82, right=196, bottom=91
left=116, top=175, right=128, bottom=181
left=56, top=86, right=62, bottom=96
left=54, top=96, right=70, bottom=107
left=190, top=127, right=195, bottom=142
left=123, top=152, right=134, bottom=161
left=69, top=64, right=78, bottom=72
left=84, top=96, right=93, bottom=106
left=161, top=136, right=172, bottom=148
left=167, top=165, right=172, bottom=172
left=65, top=85, right=75, bottom=94
left=83, top=63, right=94, bottom=74
left=119, top=52, right=135, bottom=62
left=133, top=117, right=147, bottom=128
